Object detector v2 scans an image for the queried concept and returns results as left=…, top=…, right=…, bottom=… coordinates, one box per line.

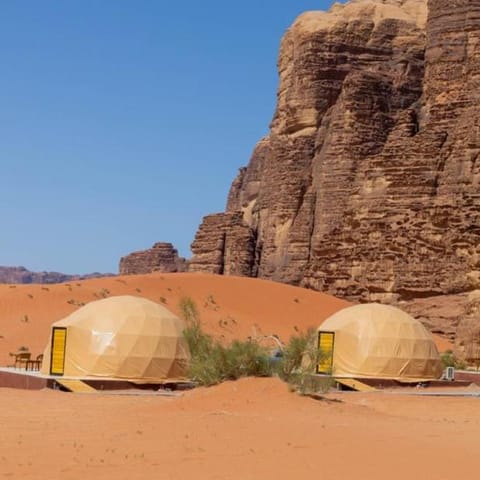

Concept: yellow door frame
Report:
left=317, top=331, right=335, bottom=374
left=50, top=327, right=67, bottom=376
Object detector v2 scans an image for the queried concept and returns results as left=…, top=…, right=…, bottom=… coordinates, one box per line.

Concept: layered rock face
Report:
left=119, top=242, right=187, bottom=275
left=191, top=0, right=480, bottom=311
left=189, top=213, right=256, bottom=276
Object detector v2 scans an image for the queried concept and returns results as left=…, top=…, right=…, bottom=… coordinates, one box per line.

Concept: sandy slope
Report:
left=0, top=272, right=450, bottom=364
left=0, top=377, right=479, bottom=480
left=0, top=272, right=350, bottom=364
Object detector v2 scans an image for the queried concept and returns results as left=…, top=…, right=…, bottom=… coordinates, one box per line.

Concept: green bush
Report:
left=187, top=340, right=272, bottom=386
left=274, top=328, right=333, bottom=394
left=440, top=350, right=466, bottom=370
left=276, top=328, right=316, bottom=380
left=180, top=297, right=272, bottom=386
left=178, top=296, right=199, bottom=324
left=179, top=296, right=331, bottom=392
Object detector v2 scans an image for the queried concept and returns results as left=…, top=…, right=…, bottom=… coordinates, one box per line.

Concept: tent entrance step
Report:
left=335, top=378, right=377, bottom=392
left=55, top=379, right=97, bottom=393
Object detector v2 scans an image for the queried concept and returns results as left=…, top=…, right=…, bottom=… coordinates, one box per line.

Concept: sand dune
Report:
left=0, top=272, right=450, bottom=365
left=0, top=272, right=350, bottom=364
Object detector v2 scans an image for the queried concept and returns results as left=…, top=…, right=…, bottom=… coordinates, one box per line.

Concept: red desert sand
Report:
left=0, top=272, right=467, bottom=480
left=0, top=272, right=352, bottom=364
left=0, top=272, right=448, bottom=363
left=1, top=377, right=479, bottom=479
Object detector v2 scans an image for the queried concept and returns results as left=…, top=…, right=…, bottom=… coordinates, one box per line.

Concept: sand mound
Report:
left=169, top=377, right=307, bottom=414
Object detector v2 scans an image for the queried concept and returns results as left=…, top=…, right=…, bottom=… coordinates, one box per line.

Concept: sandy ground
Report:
left=0, top=272, right=449, bottom=365
left=0, top=273, right=465, bottom=479
left=0, top=377, right=479, bottom=480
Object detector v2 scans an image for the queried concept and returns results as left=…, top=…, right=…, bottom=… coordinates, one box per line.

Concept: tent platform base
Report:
left=55, top=379, right=98, bottom=393
left=335, top=378, right=377, bottom=392
left=331, top=376, right=474, bottom=391
left=0, top=367, right=194, bottom=393
left=0, top=368, right=50, bottom=390
left=310, top=374, right=474, bottom=392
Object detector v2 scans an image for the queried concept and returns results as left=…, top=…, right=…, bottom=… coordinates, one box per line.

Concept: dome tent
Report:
left=316, top=303, right=442, bottom=381
left=41, top=295, right=190, bottom=382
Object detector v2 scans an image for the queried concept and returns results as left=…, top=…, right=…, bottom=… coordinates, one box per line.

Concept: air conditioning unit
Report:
left=444, top=366, right=455, bottom=381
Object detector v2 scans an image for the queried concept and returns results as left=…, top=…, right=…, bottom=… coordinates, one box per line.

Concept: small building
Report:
left=316, top=303, right=442, bottom=381
left=41, top=295, right=190, bottom=382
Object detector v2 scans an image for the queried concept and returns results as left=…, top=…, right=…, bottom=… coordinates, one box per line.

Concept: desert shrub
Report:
left=220, top=340, right=272, bottom=380
left=179, top=297, right=332, bottom=392
left=178, top=296, right=199, bottom=324
left=184, top=331, right=272, bottom=386
left=441, top=350, right=466, bottom=370
left=274, top=328, right=333, bottom=394
left=276, top=328, right=316, bottom=380
left=94, top=288, right=110, bottom=299
left=180, top=297, right=271, bottom=386
left=182, top=314, right=211, bottom=359
left=67, top=299, right=85, bottom=307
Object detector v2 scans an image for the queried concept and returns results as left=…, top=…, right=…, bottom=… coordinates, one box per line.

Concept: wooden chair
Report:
left=8, top=352, right=31, bottom=369
left=26, top=354, right=44, bottom=371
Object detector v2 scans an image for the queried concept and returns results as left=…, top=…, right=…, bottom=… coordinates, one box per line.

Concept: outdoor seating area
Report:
left=8, top=352, right=43, bottom=371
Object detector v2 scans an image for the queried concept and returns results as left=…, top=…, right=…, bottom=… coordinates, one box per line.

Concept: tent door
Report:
left=50, top=327, right=67, bottom=376
left=317, top=331, right=335, bottom=374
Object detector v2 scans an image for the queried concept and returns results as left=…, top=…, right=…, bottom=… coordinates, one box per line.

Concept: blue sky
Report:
left=0, top=0, right=338, bottom=274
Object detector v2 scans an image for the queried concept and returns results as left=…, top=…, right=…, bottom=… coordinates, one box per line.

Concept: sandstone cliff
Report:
left=119, top=242, right=187, bottom=275
left=191, top=0, right=480, bottom=328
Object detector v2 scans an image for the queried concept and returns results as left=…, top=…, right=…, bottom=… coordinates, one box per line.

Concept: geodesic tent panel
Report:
left=41, top=295, right=190, bottom=382
left=317, top=303, right=442, bottom=381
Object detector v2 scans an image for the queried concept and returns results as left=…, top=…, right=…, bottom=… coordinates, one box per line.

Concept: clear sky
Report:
left=0, top=0, right=338, bottom=274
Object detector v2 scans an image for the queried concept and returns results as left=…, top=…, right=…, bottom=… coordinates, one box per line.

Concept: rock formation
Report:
left=119, top=242, right=187, bottom=275
left=110, top=0, right=480, bottom=349
left=191, top=0, right=480, bottom=318
left=0, top=266, right=111, bottom=284
left=189, top=213, right=256, bottom=276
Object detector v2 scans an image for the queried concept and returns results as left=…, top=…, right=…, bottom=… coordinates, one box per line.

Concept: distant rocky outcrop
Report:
left=119, top=242, right=187, bottom=275
left=0, top=266, right=111, bottom=284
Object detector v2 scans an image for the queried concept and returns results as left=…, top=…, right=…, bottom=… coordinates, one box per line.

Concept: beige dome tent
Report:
left=41, top=296, right=190, bottom=382
left=316, top=303, right=442, bottom=381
